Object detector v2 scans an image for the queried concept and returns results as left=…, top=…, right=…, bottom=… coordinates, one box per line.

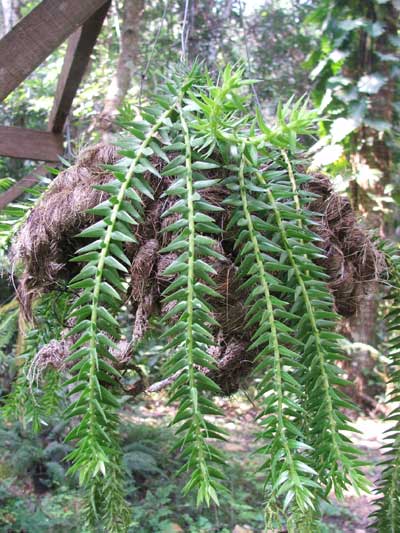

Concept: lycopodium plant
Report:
left=1, top=65, right=396, bottom=532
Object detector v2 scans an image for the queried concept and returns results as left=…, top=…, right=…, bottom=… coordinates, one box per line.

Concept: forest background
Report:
left=0, top=0, right=399, bottom=531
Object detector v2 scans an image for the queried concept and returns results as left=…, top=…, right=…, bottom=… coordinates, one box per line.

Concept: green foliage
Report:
left=0, top=485, right=83, bottom=533
left=2, top=66, right=377, bottom=531
left=371, top=241, right=400, bottom=531
left=0, top=411, right=354, bottom=532
left=0, top=418, right=71, bottom=486
left=3, top=291, right=69, bottom=431
left=0, top=415, right=264, bottom=532
left=61, top=97, right=180, bottom=532
left=248, top=0, right=316, bottom=101
left=231, top=149, right=319, bottom=521
left=224, top=144, right=368, bottom=527
left=306, top=0, right=399, bottom=174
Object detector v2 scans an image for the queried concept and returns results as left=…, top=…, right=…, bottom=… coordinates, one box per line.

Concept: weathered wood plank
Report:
left=0, top=163, right=48, bottom=210
left=0, top=0, right=109, bottom=102
left=0, top=126, right=63, bottom=161
left=48, top=1, right=111, bottom=133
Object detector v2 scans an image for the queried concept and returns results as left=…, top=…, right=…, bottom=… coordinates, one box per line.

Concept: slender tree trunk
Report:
left=98, top=0, right=145, bottom=138
left=1, top=0, right=20, bottom=35
left=346, top=1, right=399, bottom=402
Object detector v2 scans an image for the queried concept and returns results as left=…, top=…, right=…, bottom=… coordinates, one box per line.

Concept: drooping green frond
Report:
left=63, top=93, right=184, bottom=530
left=225, top=147, right=318, bottom=524
left=371, top=242, right=400, bottom=532
left=3, top=292, right=69, bottom=431
left=160, top=90, right=228, bottom=506
left=262, top=152, right=369, bottom=499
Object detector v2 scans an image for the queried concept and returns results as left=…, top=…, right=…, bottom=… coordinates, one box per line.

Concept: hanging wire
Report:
left=139, top=0, right=170, bottom=106
left=238, top=0, right=262, bottom=112
left=181, top=0, right=191, bottom=63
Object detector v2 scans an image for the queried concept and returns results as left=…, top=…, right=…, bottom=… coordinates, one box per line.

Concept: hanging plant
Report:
left=0, top=66, right=393, bottom=532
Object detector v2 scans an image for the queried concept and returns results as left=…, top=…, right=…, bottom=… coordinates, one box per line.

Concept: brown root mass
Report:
left=11, top=145, right=385, bottom=395
left=306, top=175, right=385, bottom=317
left=12, top=144, right=120, bottom=318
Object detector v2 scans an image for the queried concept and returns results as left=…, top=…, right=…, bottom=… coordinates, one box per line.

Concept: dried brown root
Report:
left=206, top=338, right=252, bottom=395
left=28, top=335, right=138, bottom=385
left=11, top=144, right=120, bottom=319
left=130, top=239, right=159, bottom=341
left=31, top=334, right=251, bottom=398
left=27, top=339, right=70, bottom=384
left=305, top=175, right=385, bottom=317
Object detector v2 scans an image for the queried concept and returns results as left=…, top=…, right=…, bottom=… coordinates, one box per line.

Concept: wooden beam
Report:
left=0, top=163, right=48, bottom=210
left=48, top=1, right=111, bottom=133
left=0, top=0, right=109, bottom=102
left=0, top=126, right=63, bottom=161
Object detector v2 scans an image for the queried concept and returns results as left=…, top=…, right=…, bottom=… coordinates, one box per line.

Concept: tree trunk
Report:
left=98, top=0, right=145, bottom=138
left=346, top=1, right=399, bottom=403
left=349, top=1, right=397, bottom=232
left=1, top=0, right=20, bottom=35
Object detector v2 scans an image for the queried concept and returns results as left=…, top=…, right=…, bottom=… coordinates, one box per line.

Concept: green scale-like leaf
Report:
left=160, top=92, right=228, bottom=507
left=225, top=148, right=318, bottom=520
left=63, top=94, right=180, bottom=530
left=253, top=154, right=368, bottom=500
